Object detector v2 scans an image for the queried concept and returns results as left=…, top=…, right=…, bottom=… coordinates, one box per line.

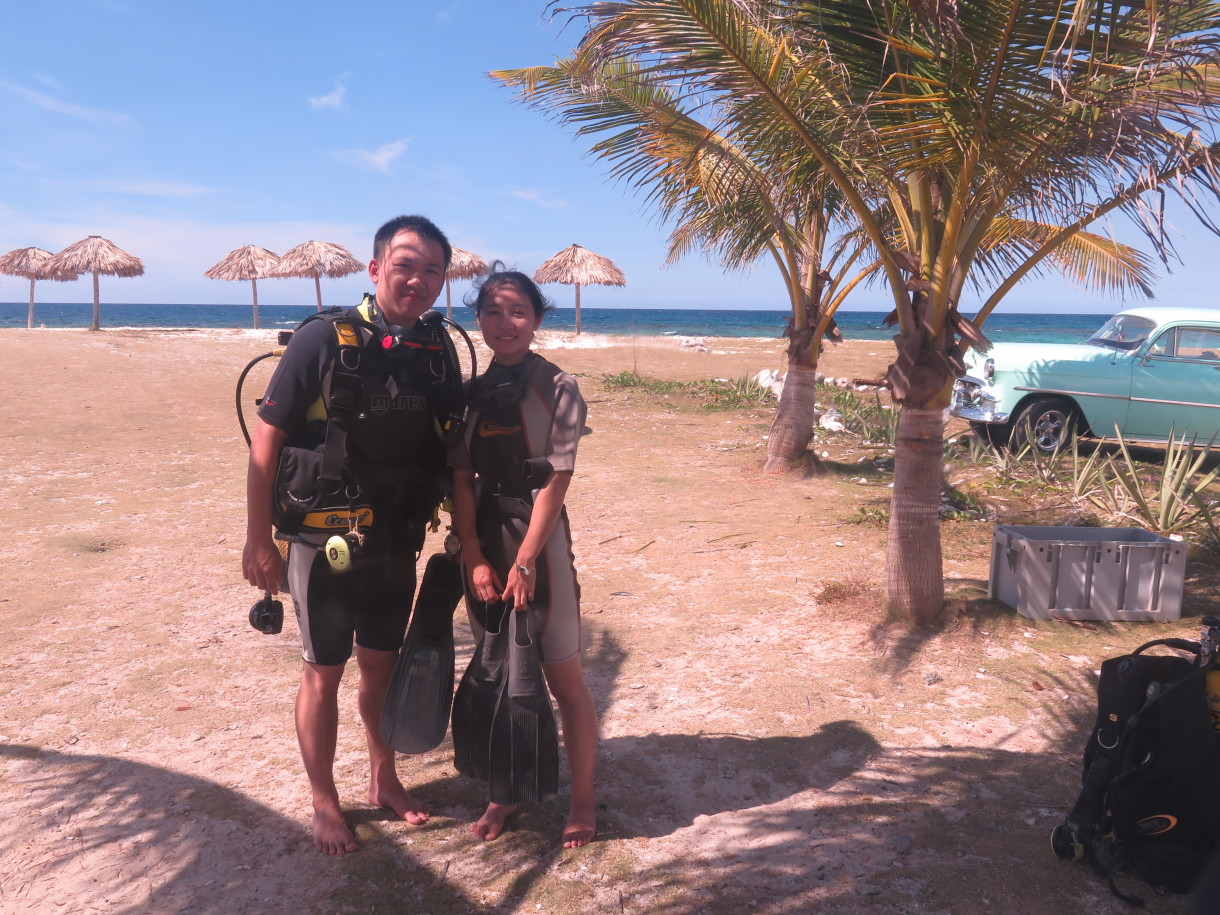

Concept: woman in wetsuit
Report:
left=449, top=265, right=598, bottom=847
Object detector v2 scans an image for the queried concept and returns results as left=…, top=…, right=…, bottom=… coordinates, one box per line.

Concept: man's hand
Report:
left=243, top=536, right=285, bottom=594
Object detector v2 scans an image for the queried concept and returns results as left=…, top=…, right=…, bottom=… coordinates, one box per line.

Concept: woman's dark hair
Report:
left=467, top=261, right=553, bottom=319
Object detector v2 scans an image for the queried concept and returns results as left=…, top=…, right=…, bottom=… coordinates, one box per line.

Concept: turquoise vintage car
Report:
left=950, top=307, right=1220, bottom=452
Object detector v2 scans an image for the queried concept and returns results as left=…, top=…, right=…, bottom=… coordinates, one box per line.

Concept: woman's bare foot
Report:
left=471, top=802, right=517, bottom=841
left=369, top=775, right=430, bottom=825
left=313, top=802, right=358, bottom=855
left=562, top=799, right=597, bottom=848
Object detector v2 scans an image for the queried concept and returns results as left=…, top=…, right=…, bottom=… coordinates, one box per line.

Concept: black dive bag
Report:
left=1052, top=637, right=1220, bottom=905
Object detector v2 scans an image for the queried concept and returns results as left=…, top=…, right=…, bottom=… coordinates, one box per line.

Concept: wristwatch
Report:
left=516, top=564, right=534, bottom=577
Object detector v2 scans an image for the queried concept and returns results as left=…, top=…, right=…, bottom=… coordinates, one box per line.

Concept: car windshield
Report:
left=1085, top=314, right=1157, bottom=351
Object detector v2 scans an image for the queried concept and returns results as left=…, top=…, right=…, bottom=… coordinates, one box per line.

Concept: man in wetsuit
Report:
left=242, top=214, right=454, bottom=855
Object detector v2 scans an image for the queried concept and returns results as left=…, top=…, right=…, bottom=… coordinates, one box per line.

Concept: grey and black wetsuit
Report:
left=449, top=352, right=587, bottom=663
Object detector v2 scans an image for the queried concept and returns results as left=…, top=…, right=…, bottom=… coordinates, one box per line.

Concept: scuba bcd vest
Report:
left=1052, top=631, right=1220, bottom=906
left=237, top=294, right=473, bottom=546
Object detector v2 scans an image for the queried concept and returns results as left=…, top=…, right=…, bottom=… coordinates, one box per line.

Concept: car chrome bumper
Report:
left=950, top=382, right=1010, bottom=425
left=951, top=403, right=1012, bottom=424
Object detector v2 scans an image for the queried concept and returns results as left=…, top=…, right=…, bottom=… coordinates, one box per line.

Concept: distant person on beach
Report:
left=242, top=214, right=458, bottom=855
left=449, top=265, right=599, bottom=847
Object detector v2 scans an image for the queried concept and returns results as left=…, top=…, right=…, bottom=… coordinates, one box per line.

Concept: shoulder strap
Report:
left=416, top=310, right=467, bottom=442
left=317, top=298, right=376, bottom=493
left=1065, top=652, right=1163, bottom=843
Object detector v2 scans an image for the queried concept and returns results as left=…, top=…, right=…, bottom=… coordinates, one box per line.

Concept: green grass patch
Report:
left=601, top=371, right=774, bottom=410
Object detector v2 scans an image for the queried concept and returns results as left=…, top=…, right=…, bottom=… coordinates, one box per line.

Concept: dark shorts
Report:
left=286, top=542, right=418, bottom=666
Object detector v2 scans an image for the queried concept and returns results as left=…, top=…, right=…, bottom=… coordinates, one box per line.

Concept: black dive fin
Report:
left=487, top=606, right=560, bottom=805
left=452, top=601, right=509, bottom=781
left=380, top=552, right=464, bottom=754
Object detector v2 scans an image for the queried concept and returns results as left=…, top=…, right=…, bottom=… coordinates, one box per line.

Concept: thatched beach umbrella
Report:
left=445, top=246, right=489, bottom=319
left=204, top=245, right=281, bottom=330
left=533, top=243, right=626, bottom=335
left=46, top=236, right=144, bottom=331
left=0, top=247, right=81, bottom=328
left=272, top=240, right=364, bottom=312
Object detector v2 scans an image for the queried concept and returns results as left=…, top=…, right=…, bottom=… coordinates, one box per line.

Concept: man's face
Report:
left=368, top=229, right=447, bottom=325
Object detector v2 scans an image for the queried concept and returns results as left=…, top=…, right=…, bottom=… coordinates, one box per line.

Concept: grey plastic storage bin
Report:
left=989, top=525, right=1186, bottom=621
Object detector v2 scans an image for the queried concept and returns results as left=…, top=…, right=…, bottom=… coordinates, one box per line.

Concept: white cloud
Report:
left=335, top=139, right=409, bottom=174
left=309, top=83, right=347, bottom=110
left=506, top=188, right=568, bottom=211
left=32, top=73, right=62, bottom=90
left=0, top=81, right=131, bottom=125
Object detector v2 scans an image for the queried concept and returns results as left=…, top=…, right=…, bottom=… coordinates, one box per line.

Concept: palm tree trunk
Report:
left=885, top=405, right=945, bottom=626
left=763, top=363, right=820, bottom=473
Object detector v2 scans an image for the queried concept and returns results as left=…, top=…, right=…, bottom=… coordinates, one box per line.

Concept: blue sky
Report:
left=1, top=0, right=1216, bottom=314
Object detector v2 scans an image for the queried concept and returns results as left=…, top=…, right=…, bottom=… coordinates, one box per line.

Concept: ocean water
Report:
left=0, top=302, right=1113, bottom=344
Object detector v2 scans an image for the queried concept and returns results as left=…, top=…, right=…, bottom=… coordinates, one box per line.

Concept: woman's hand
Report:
left=503, top=557, right=537, bottom=610
left=467, top=560, right=503, bottom=605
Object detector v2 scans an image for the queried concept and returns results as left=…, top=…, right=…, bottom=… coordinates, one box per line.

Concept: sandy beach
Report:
left=0, top=327, right=1188, bottom=913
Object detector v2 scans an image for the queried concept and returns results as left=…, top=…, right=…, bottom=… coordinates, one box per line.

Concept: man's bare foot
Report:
left=313, top=804, right=358, bottom=855
left=471, top=802, right=517, bottom=841
left=562, top=800, right=597, bottom=848
left=370, top=776, right=430, bottom=825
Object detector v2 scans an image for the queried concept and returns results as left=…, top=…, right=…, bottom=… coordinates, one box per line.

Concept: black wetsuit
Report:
left=259, top=298, right=458, bottom=665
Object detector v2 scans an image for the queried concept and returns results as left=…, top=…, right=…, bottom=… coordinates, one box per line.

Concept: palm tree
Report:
left=494, top=40, right=1154, bottom=477
left=494, top=56, right=882, bottom=473
left=518, top=0, right=1220, bottom=625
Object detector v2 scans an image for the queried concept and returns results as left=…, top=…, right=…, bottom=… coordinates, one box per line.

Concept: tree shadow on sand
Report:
left=361, top=627, right=887, bottom=912
left=0, top=744, right=478, bottom=914
left=577, top=657, right=1195, bottom=913
left=525, top=623, right=1195, bottom=913
left=597, top=721, right=883, bottom=840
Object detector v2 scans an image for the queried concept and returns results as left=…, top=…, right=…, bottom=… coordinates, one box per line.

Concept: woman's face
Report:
left=477, top=283, right=542, bottom=366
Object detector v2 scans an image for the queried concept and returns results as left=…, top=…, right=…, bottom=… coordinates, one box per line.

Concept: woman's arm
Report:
left=504, top=470, right=572, bottom=609
left=452, top=467, right=503, bottom=603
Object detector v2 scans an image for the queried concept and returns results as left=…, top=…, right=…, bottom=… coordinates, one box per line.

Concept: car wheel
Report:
left=1010, top=398, right=1076, bottom=453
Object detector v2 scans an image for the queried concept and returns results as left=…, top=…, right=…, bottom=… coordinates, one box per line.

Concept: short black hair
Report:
left=467, top=261, right=553, bottom=319
left=373, top=215, right=452, bottom=266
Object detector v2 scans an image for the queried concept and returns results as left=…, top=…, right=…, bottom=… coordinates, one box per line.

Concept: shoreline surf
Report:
left=0, top=302, right=1128, bottom=344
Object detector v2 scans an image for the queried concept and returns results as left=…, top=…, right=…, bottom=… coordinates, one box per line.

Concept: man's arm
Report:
left=243, top=418, right=289, bottom=593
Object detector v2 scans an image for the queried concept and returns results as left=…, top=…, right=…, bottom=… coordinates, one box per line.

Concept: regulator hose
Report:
left=235, top=349, right=285, bottom=447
